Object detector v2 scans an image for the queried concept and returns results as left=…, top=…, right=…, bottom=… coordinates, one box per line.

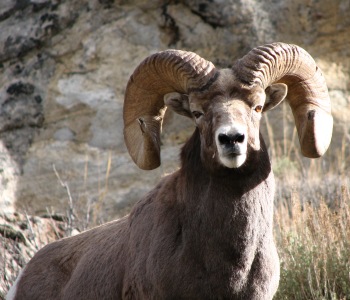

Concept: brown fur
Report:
left=12, top=71, right=281, bottom=299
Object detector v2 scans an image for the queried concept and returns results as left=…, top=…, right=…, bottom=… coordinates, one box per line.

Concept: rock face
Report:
left=0, top=0, right=349, bottom=219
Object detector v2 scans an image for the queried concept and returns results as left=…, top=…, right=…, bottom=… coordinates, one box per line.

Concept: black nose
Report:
left=218, top=133, right=245, bottom=145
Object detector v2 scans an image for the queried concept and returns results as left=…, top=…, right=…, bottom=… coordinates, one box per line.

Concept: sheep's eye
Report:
left=254, top=105, right=263, bottom=113
left=192, top=111, right=203, bottom=119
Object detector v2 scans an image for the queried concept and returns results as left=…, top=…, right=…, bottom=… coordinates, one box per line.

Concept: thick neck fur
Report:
left=177, top=128, right=275, bottom=294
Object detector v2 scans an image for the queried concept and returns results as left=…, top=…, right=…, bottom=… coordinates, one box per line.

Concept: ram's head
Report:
left=124, top=43, right=333, bottom=170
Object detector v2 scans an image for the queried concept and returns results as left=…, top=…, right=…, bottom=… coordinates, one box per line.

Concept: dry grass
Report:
left=266, top=107, right=350, bottom=299
left=0, top=212, right=68, bottom=299
left=274, top=182, right=350, bottom=300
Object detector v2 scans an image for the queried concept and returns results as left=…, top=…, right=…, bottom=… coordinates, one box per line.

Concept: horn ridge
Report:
left=123, top=49, right=216, bottom=170
left=232, top=42, right=333, bottom=158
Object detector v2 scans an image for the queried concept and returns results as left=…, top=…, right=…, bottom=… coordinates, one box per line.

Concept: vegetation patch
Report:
left=275, top=185, right=350, bottom=300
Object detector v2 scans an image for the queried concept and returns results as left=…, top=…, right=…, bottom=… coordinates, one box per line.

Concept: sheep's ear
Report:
left=263, top=83, right=288, bottom=112
left=164, top=92, right=192, bottom=118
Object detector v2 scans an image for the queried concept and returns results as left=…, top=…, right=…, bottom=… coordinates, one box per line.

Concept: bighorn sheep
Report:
left=7, top=42, right=332, bottom=299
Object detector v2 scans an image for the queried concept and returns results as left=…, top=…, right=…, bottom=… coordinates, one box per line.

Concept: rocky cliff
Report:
left=0, top=0, right=349, bottom=219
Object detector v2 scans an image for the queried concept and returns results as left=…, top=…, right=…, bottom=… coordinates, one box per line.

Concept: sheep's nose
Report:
left=218, top=133, right=245, bottom=146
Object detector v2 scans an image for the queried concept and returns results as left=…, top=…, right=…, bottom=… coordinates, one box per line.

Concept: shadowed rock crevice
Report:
left=0, top=81, right=44, bottom=169
left=0, top=0, right=80, bottom=63
left=182, top=1, right=227, bottom=28
left=160, top=3, right=180, bottom=46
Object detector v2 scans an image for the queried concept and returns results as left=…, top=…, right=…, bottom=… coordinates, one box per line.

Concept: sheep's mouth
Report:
left=222, top=148, right=245, bottom=158
left=227, top=152, right=240, bottom=158
left=218, top=152, right=247, bottom=169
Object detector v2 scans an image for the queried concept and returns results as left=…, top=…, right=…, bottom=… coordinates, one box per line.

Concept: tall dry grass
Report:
left=274, top=184, right=350, bottom=300
left=263, top=104, right=350, bottom=299
left=265, top=104, right=350, bottom=299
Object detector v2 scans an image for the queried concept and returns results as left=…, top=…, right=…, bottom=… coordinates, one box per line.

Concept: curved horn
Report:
left=232, top=42, right=333, bottom=158
left=123, top=50, right=216, bottom=170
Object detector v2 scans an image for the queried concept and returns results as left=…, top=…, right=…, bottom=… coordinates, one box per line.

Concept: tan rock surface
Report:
left=0, top=0, right=349, bottom=219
